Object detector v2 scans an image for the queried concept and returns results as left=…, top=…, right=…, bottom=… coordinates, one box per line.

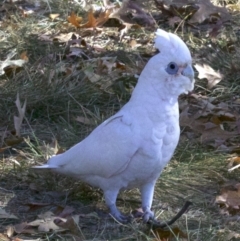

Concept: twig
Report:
left=228, top=164, right=240, bottom=172
left=149, top=201, right=192, bottom=229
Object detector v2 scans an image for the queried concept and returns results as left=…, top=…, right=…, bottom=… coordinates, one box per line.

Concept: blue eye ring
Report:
left=166, top=62, right=179, bottom=75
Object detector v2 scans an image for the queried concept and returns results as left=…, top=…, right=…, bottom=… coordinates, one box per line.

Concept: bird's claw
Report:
left=142, top=207, right=155, bottom=223
left=110, top=212, right=132, bottom=223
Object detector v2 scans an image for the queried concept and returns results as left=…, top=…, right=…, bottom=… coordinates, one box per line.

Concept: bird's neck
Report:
left=130, top=80, right=179, bottom=108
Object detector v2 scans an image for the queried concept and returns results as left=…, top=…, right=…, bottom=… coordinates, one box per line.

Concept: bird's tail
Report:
left=32, top=164, right=58, bottom=169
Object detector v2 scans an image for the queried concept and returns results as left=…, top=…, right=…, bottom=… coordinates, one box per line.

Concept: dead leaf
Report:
left=6, top=225, right=14, bottom=238
left=209, top=20, right=223, bottom=39
left=57, top=215, right=80, bottom=236
left=154, top=0, right=231, bottom=24
left=80, top=9, right=111, bottom=28
left=14, top=93, right=27, bottom=137
left=0, top=233, right=10, bottom=241
left=79, top=10, right=97, bottom=28
left=13, top=222, right=35, bottom=234
left=168, top=16, right=182, bottom=27
left=49, top=13, right=60, bottom=20
left=195, top=63, right=223, bottom=89
left=189, top=0, right=231, bottom=23
left=0, top=209, right=18, bottom=219
left=20, top=51, right=28, bottom=62
left=56, top=206, right=75, bottom=218
left=152, top=226, right=187, bottom=240
left=0, top=49, right=27, bottom=76
left=215, top=183, right=240, bottom=212
left=67, top=12, right=82, bottom=27
left=28, top=212, right=66, bottom=232
left=200, top=125, right=236, bottom=143
left=76, top=116, right=96, bottom=125
left=24, top=202, right=51, bottom=212
left=84, top=67, right=102, bottom=83
left=4, top=136, right=23, bottom=146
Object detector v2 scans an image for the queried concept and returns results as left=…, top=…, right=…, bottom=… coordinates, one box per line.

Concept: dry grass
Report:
left=0, top=0, right=240, bottom=240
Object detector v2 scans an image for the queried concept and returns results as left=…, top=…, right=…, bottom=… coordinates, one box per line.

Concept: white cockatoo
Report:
left=34, top=29, right=194, bottom=223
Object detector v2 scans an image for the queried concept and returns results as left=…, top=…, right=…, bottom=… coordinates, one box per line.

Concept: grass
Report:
left=0, top=0, right=240, bottom=240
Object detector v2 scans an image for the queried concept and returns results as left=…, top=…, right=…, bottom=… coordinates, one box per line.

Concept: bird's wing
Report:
left=47, top=112, right=144, bottom=178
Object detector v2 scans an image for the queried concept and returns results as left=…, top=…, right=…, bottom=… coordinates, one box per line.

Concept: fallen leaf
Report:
left=84, top=68, right=102, bottom=83
left=24, top=202, right=51, bottom=212
left=56, top=206, right=75, bottom=218
left=6, top=225, right=14, bottom=238
left=195, top=63, right=223, bottom=89
left=215, top=183, right=240, bottom=213
left=4, top=136, right=23, bottom=146
left=0, top=49, right=27, bottom=76
left=49, top=13, right=60, bottom=20
left=13, top=222, right=35, bottom=234
left=20, top=51, right=28, bottom=62
left=154, top=0, right=231, bottom=24
left=14, top=93, right=27, bottom=137
left=168, top=16, right=182, bottom=27
left=79, top=10, right=97, bottom=28
left=80, top=9, right=111, bottom=28
left=76, top=116, right=96, bottom=125
left=67, top=12, right=82, bottom=27
left=200, top=125, right=236, bottom=143
left=209, top=20, right=223, bottom=39
left=0, top=209, right=18, bottom=219
left=57, top=215, right=81, bottom=236
left=0, top=233, right=10, bottom=241
left=189, top=0, right=231, bottom=23
left=28, top=212, right=65, bottom=232
left=152, top=226, right=187, bottom=240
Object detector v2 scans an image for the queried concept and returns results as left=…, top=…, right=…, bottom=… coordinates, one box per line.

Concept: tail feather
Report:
left=32, top=164, right=58, bottom=169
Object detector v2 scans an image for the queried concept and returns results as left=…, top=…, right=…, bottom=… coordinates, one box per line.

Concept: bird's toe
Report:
left=110, top=210, right=132, bottom=223
left=142, top=208, right=155, bottom=223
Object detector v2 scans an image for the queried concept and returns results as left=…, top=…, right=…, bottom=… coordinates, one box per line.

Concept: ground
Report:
left=0, top=0, right=240, bottom=240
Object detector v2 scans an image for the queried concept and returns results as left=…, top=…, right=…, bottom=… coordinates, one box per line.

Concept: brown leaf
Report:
left=209, top=20, right=223, bottom=39
left=154, top=0, right=231, bottom=24
left=80, top=10, right=96, bottom=28
left=152, top=226, right=187, bottom=240
left=215, top=183, right=240, bottom=212
left=56, top=206, right=75, bottom=218
left=200, top=125, right=236, bottom=143
left=20, top=51, right=28, bottom=62
left=168, top=16, right=182, bottom=27
left=180, top=107, right=205, bottom=132
left=24, top=202, right=51, bottom=212
left=189, top=0, right=231, bottom=23
left=57, top=215, right=81, bottom=236
left=4, top=136, right=23, bottom=146
left=67, top=12, right=82, bottom=27
left=0, top=233, right=10, bottom=241
left=13, top=222, right=35, bottom=234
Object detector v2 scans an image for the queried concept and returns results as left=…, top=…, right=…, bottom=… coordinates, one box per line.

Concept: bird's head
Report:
left=138, top=29, right=195, bottom=99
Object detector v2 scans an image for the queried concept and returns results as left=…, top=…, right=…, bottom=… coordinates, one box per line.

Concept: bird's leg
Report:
left=140, top=182, right=156, bottom=222
left=104, top=189, right=131, bottom=223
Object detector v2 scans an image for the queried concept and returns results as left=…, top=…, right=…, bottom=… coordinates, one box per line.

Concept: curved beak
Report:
left=182, top=65, right=194, bottom=82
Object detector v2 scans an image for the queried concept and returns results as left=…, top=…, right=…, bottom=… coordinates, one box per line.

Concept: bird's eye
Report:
left=166, top=62, right=179, bottom=75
